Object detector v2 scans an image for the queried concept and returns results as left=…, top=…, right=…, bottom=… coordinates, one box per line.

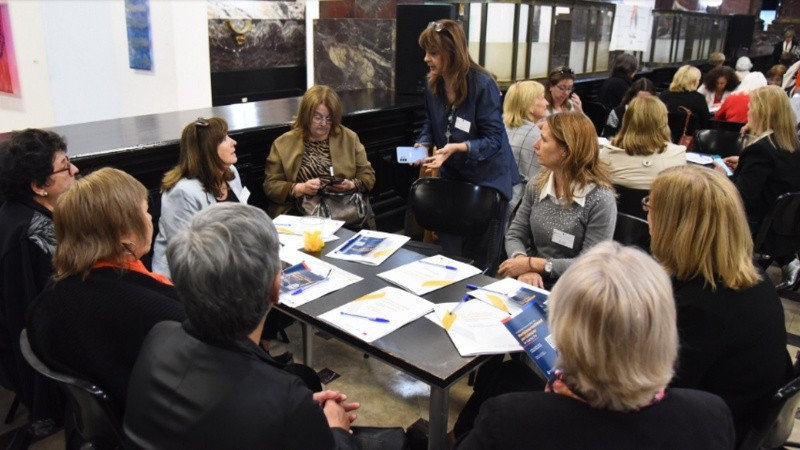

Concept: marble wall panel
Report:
left=314, top=19, right=395, bottom=90
left=209, top=18, right=305, bottom=71
left=207, top=1, right=303, bottom=20
left=320, top=0, right=396, bottom=19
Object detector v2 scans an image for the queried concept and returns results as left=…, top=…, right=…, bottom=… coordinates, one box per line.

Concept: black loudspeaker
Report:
left=724, top=15, right=756, bottom=59
left=395, top=3, right=457, bottom=94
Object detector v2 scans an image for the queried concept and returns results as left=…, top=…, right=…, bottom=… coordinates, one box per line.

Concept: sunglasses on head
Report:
left=428, top=21, right=445, bottom=32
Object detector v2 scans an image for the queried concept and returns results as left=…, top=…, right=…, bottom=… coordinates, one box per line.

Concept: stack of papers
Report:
left=686, top=152, right=714, bottom=165
left=273, top=215, right=344, bottom=249
left=377, top=255, right=481, bottom=295
left=429, top=301, right=523, bottom=356
left=467, top=278, right=550, bottom=317
left=278, top=247, right=362, bottom=308
left=318, top=287, right=434, bottom=343
left=326, top=230, right=410, bottom=266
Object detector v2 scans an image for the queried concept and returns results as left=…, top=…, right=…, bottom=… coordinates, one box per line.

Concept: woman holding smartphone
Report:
left=544, top=66, right=583, bottom=115
left=415, top=19, right=518, bottom=275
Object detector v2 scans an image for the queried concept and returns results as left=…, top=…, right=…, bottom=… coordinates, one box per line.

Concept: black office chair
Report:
left=692, top=129, right=748, bottom=158
left=613, top=184, right=649, bottom=221
left=612, top=212, right=651, bottom=254
left=752, top=192, right=800, bottom=273
left=581, top=102, right=608, bottom=136
left=406, top=177, right=503, bottom=275
left=737, top=375, right=800, bottom=450
left=709, top=119, right=747, bottom=133
left=667, top=108, right=697, bottom=144
left=19, top=330, right=125, bottom=450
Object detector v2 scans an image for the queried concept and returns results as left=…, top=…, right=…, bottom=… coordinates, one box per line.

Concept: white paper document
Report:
left=273, top=215, right=344, bottom=249
left=433, top=301, right=523, bottom=356
left=686, top=152, right=714, bottom=166
left=317, top=287, right=434, bottom=343
left=467, top=278, right=550, bottom=317
left=377, top=255, right=481, bottom=296
left=278, top=247, right=362, bottom=308
left=326, top=230, right=410, bottom=266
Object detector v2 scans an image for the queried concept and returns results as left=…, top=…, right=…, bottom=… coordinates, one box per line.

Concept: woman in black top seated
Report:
left=648, top=165, right=794, bottom=445
left=659, top=65, right=710, bottom=131
left=27, top=168, right=186, bottom=414
left=602, top=77, right=656, bottom=138
left=457, top=242, right=735, bottom=450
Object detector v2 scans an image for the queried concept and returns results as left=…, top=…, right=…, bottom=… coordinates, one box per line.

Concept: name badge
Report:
left=239, top=186, right=252, bottom=204
left=552, top=228, right=575, bottom=249
left=455, top=117, right=471, bottom=133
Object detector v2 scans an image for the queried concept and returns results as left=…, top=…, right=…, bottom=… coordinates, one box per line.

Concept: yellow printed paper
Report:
left=441, top=312, right=457, bottom=331
left=486, top=294, right=510, bottom=314
left=421, top=280, right=451, bottom=287
left=353, top=292, right=387, bottom=302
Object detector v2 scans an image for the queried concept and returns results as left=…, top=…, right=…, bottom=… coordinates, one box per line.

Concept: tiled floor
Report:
left=3, top=266, right=800, bottom=449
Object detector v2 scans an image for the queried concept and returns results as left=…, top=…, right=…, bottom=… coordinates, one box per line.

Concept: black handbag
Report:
left=299, top=190, right=375, bottom=229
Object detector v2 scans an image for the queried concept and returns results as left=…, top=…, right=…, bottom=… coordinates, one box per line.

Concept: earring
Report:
left=40, top=191, right=48, bottom=197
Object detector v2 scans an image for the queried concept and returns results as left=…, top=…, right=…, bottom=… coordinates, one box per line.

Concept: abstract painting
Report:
left=0, top=4, right=17, bottom=93
left=125, top=0, right=152, bottom=70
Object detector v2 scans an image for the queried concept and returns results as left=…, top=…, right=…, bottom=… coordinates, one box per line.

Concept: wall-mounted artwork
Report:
left=125, top=0, right=152, bottom=70
left=0, top=3, right=18, bottom=94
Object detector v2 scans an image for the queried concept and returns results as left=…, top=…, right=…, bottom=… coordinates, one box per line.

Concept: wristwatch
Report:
left=544, top=259, right=553, bottom=275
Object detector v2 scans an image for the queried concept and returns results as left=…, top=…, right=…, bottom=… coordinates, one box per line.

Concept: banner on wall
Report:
left=125, top=0, right=152, bottom=70
left=609, top=3, right=653, bottom=52
left=0, top=3, right=18, bottom=93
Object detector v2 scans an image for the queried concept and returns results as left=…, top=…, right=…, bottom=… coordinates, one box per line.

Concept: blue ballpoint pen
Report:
left=449, top=295, right=471, bottom=315
left=466, top=283, right=509, bottom=297
left=340, top=311, right=390, bottom=323
left=418, top=260, right=457, bottom=271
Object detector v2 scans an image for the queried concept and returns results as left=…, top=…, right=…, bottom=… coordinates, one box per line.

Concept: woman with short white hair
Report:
left=456, top=241, right=735, bottom=449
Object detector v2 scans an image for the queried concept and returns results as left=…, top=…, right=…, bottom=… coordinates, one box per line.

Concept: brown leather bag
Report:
left=678, top=106, right=695, bottom=151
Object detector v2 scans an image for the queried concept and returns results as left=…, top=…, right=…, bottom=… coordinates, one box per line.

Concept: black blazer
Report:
left=659, top=90, right=711, bottom=130
left=774, top=39, right=799, bottom=64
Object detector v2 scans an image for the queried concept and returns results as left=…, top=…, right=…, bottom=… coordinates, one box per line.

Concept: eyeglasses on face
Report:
left=554, top=84, right=574, bottom=93
left=312, top=114, right=333, bottom=124
left=641, top=195, right=652, bottom=212
left=51, top=155, right=74, bottom=176
left=428, top=21, right=445, bottom=32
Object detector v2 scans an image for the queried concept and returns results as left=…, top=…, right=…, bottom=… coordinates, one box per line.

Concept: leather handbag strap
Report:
left=678, top=106, right=693, bottom=135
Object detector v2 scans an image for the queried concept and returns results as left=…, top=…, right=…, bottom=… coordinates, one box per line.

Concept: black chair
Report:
left=667, top=108, right=697, bottom=144
left=406, top=177, right=503, bottom=274
left=737, top=375, right=800, bottom=450
left=709, top=118, right=747, bottom=133
left=612, top=212, right=651, bottom=254
left=753, top=192, right=800, bottom=268
left=19, top=330, right=125, bottom=450
left=613, top=184, right=649, bottom=221
left=581, top=101, right=608, bottom=136
left=693, top=129, right=748, bottom=158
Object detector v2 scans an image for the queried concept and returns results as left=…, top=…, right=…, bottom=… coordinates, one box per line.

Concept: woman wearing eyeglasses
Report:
left=544, top=66, right=583, bottom=115
left=0, top=128, right=79, bottom=436
left=647, top=165, right=793, bottom=445
left=416, top=19, right=518, bottom=275
left=264, top=85, right=376, bottom=227
left=152, top=117, right=245, bottom=279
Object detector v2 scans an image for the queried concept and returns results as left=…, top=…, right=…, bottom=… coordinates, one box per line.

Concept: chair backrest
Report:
left=408, top=177, right=503, bottom=272
left=737, top=375, right=800, bottom=450
left=693, top=129, right=748, bottom=158
left=581, top=101, right=608, bottom=136
left=19, top=330, right=125, bottom=450
left=753, top=191, right=800, bottom=259
left=612, top=212, right=651, bottom=254
left=613, top=184, right=649, bottom=221
left=667, top=108, right=697, bottom=144
left=709, top=119, right=747, bottom=133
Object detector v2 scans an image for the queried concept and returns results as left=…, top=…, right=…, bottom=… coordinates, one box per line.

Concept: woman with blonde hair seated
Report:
left=659, top=64, right=710, bottom=130
left=503, top=80, right=548, bottom=224
left=457, top=242, right=735, bottom=449
left=27, top=168, right=186, bottom=414
left=600, top=96, right=686, bottom=190
left=647, top=165, right=793, bottom=444
left=498, top=112, right=616, bottom=288
left=724, top=85, right=800, bottom=289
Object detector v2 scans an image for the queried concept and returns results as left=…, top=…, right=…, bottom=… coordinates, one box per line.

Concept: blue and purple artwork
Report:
left=125, top=0, right=152, bottom=70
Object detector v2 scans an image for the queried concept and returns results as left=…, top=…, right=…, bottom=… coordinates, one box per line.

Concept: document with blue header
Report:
left=327, top=230, right=410, bottom=266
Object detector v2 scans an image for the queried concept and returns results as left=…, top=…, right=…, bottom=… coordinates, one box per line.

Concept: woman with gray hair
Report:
left=456, top=242, right=735, bottom=450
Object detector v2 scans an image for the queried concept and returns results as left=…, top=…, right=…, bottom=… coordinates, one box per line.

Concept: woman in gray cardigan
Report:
left=498, top=112, right=617, bottom=288
left=151, top=117, right=245, bottom=279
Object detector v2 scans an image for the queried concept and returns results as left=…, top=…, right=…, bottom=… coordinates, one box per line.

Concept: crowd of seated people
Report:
left=3, top=31, right=800, bottom=450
